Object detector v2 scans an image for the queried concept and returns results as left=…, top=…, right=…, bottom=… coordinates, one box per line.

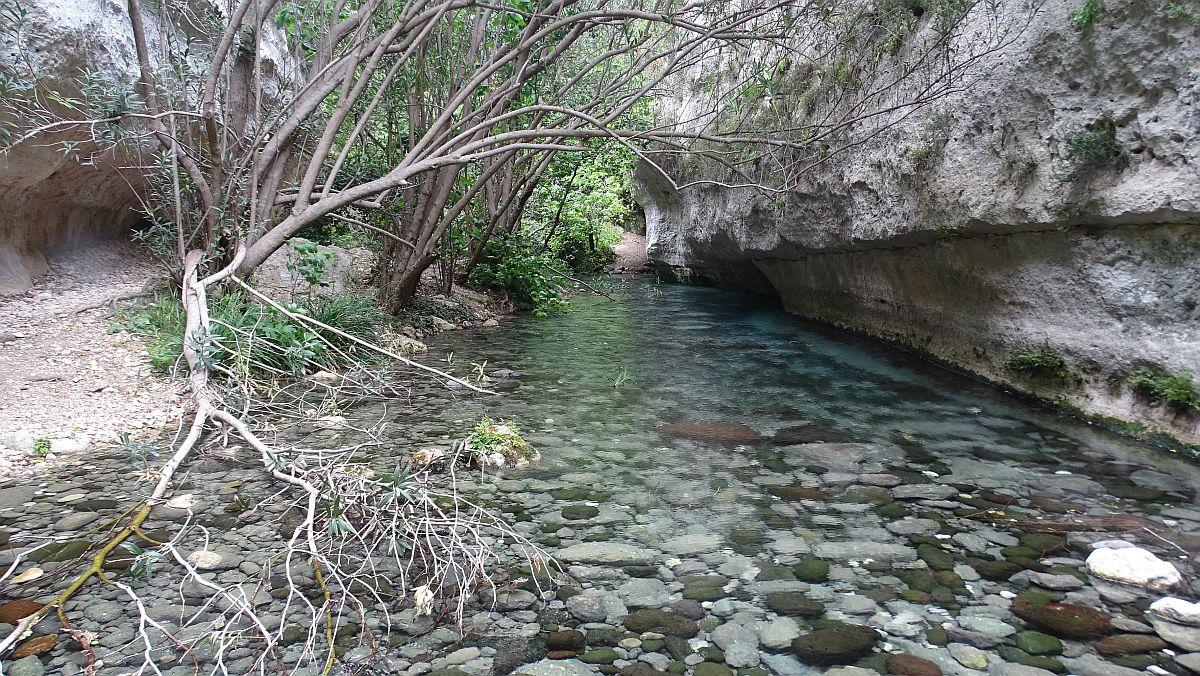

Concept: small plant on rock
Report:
left=1006, top=346, right=1071, bottom=381
left=31, top=437, right=50, bottom=457
left=1127, top=368, right=1200, bottom=413
left=464, top=416, right=539, bottom=467
left=1065, top=118, right=1125, bottom=176
left=1071, top=0, right=1101, bottom=30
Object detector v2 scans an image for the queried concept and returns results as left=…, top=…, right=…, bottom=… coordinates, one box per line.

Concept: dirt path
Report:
left=608, top=230, right=652, bottom=272
left=0, top=241, right=179, bottom=477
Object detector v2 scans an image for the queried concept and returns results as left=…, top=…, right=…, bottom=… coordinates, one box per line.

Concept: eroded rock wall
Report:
left=637, top=0, right=1200, bottom=442
left=0, top=0, right=295, bottom=294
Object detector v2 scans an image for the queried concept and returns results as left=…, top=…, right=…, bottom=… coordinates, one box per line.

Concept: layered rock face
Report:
left=637, top=0, right=1200, bottom=442
left=0, top=0, right=294, bottom=294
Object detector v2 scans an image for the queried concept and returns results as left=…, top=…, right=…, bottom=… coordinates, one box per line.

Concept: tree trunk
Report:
left=384, top=253, right=437, bottom=313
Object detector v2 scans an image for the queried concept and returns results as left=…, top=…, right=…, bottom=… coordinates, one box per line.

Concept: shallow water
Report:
left=5, top=277, right=1200, bottom=675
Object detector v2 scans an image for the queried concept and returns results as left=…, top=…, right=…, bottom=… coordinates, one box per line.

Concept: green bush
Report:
left=466, top=236, right=567, bottom=316
left=1006, top=346, right=1070, bottom=381
left=1065, top=119, right=1124, bottom=174
left=1127, top=368, right=1200, bottom=413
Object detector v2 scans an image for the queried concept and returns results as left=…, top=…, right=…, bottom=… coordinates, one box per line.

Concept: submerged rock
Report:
left=1011, top=599, right=1111, bottom=639
left=1085, top=547, right=1182, bottom=591
left=556, top=543, right=657, bottom=566
left=659, top=421, right=766, bottom=444
left=624, top=609, right=700, bottom=638
left=790, top=623, right=880, bottom=665
left=1149, top=598, right=1200, bottom=651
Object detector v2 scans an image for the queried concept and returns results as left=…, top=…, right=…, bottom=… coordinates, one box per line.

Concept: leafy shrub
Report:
left=121, top=291, right=386, bottom=378
left=1006, top=346, right=1070, bottom=381
left=466, top=236, right=567, bottom=316
left=1071, top=0, right=1101, bottom=30
left=1127, top=368, right=1200, bottom=413
left=1065, top=119, right=1124, bottom=174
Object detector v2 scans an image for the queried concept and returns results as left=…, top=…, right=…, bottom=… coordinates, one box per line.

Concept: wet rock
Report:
left=891, top=485, right=958, bottom=501
left=494, top=589, right=539, bottom=611
left=1149, top=598, right=1200, bottom=650
left=790, top=623, right=880, bottom=665
left=886, top=519, right=941, bottom=536
left=660, top=421, right=766, bottom=445
left=813, top=541, right=917, bottom=562
left=579, top=648, right=619, bottom=664
left=948, top=643, right=990, bottom=670
left=712, top=623, right=759, bottom=651
left=0, top=600, right=43, bottom=624
left=10, top=634, right=56, bottom=659
left=515, top=659, right=596, bottom=676
left=885, top=654, right=942, bottom=676
left=1060, top=654, right=1146, bottom=676
left=1011, top=599, right=1111, bottom=639
left=1094, top=634, right=1166, bottom=656
left=1014, top=632, right=1062, bottom=656
left=1175, top=653, right=1200, bottom=673
left=1085, top=547, right=1183, bottom=591
left=562, top=505, right=600, bottom=520
left=757, top=618, right=802, bottom=650
left=617, top=578, right=671, bottom=608
left=661, top=534, right=721, bottom=556
left=546, top=631, right=585, bottom=652
left=557, top=543, right=657, bottom=566
left=680, top=574, right=729, bottom=601
left=7, top=656, right=43, bottom=676
left=768, top=485, right=830, bottom=502
left=624, top=609, right=699, bottom=638
left=669, top=600, right=705, bottom=620
left=792, top=558, right=830, bottom=582
left=989, top=663, right=1058, bottom=676
left=1028, top=573, right=1084, bottom=591
left=765, top=591, right=825, bottom=618
left=724, top=642, right=760, bottom=668
left=691, top=664, right=734, bottom=676
left=916, top=544, right=955, bottom=571
left=566, top=589, right=627, bottom=624
left=976, top=560, right=1024, bottom=581
left=772, top=426, right=851, bottom=444
left=946, top=626, right=1003, bottom=648
left=959, top=617, right=1016, bottom=638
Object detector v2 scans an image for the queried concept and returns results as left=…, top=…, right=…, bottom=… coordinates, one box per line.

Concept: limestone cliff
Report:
left=0, top=0, right=295, bottom=294
left=636, top=0, right=1200, bottom=443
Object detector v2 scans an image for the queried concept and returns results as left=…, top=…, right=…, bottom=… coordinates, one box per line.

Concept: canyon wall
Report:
left=637, top=0, right=1200, bottom=443
left=0, top=0, right=294, bottom=294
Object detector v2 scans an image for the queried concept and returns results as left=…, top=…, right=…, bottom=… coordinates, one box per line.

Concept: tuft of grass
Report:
left=1006, top=346, right=1070, bottom=381
left=1127, top=368, right=1200, bottom=413
left=1065, top=118, right=1124, bottom=176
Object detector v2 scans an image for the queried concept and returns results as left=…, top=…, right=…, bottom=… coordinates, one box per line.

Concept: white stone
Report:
left=756, top=618, right=801, bottom=650
left=515, top=660, right=596, bottom=676
left=1150, top=598, right=1200, bottom=651
left=1086, top=547, right=1182, bottom=591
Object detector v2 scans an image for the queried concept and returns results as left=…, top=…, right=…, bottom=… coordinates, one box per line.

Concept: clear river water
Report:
left=4, top=277, right=1200, bottom=676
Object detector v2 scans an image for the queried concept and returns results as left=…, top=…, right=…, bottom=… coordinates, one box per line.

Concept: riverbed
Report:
left=2, top=278, right=1199, bottom=676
